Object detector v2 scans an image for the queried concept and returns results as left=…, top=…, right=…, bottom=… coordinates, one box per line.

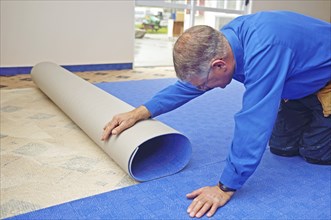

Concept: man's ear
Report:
left=211, top=59, right=226, bottom=71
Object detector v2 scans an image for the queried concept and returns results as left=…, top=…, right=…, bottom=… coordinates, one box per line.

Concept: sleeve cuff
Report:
left=220, top=159, right=245, bottom=190
left=143, top=100, right=160, bottom=118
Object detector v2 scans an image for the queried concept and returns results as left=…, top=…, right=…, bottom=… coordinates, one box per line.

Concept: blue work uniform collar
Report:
left=221, top=29, right=244, bottom=81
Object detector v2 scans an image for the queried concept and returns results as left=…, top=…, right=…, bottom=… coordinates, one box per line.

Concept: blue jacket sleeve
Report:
left=220, top=44, right=293, bottom=189
left=143, top=80, right=204, bottom=117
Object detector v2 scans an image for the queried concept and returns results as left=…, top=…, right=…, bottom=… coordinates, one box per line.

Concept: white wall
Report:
left=251, top=0, right=331, bottom=22
left=0, top=1, right=135, bottom=67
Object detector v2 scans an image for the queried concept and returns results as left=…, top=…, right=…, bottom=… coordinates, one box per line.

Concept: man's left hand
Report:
left=186, top=185, right=235, bottom=218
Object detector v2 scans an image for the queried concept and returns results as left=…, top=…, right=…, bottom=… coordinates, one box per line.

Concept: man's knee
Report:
left=299, top=138, right=331, bottom=165
left=269, top=145, right=299, bottom=157
left=269, top=144, right=331, bottom=165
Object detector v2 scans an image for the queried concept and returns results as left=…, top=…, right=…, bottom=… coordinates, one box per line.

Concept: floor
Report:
left=4, top=73, right=330, bottom=220
left=0, top=66, right=176, bottom=89
left=0, top=67, right=176, bottom=219
left=0, top=31, right=178, bottom=218
left=134, top=34, right=176, bottom=67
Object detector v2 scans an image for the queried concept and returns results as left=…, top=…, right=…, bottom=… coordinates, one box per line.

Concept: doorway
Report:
left=134, top=0, right=250, bottom=67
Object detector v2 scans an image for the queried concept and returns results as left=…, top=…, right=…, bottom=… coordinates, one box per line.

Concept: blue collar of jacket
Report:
left=221, top=28, right=245, bottom=82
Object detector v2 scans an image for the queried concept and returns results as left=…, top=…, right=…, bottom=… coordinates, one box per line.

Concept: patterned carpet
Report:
left=0, top=66, right=176, bottom=89
left=0, top=67, right=177, bottom=219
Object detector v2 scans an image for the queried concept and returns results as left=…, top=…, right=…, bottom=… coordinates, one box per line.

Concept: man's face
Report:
left=189, top=58, right=235, bottom=91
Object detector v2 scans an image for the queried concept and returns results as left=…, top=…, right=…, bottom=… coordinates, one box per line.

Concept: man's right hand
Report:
left=101, top=105, right=151, bottom=141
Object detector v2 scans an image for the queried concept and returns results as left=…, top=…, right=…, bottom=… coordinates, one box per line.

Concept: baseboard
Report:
left=0, top=63, right=133, bottom=76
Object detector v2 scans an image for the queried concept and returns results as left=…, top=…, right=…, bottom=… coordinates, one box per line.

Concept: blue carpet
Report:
left=9, top=79, right=331, bottom=219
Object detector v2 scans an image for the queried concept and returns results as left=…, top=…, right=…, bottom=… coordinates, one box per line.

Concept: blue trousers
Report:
left=269, top=94, right=331, bottom=165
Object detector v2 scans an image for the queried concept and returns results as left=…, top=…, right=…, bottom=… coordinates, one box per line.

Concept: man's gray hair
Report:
left=173, top=25, right=229, bottom=82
